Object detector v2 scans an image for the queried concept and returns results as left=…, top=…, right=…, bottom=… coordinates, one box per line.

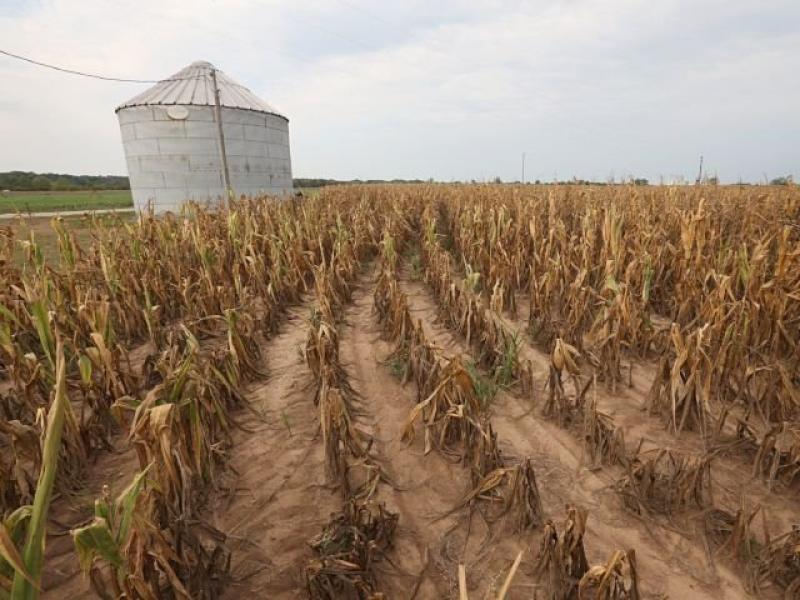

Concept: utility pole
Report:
left=695, top=155, right=703, bottom=185
left=521, top=152, right=526, bottom=184
left=211, top=68, right=233, bottom=200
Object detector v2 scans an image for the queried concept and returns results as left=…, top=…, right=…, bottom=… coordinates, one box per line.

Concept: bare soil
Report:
left=212, top=299, right=340, bottom=598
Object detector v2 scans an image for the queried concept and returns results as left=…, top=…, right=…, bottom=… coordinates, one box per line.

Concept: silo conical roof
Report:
left=115, top=60, right=286, bottom=119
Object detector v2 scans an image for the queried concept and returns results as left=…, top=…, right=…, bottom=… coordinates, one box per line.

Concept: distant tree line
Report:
left=1, top=173, right=437, bottom=192
left=294, top=177, right=432, bottom=188
left=299, top=177, right=651, bottom=187
left=0, top=171, right=130, bottom=191
left=3, top=172, right=794, bottom=192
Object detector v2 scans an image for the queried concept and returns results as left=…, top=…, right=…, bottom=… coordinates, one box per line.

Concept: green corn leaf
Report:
left=29, top=301, right=54, bottom=373
left=642, top=258, right=653, bottom=305
left=11, top=340, right=69, bottom=599
left=180, top=325, right=200, bottom=355
left=114, top=465, right=150, bottom=545
left=93, top=498, right=110, bottom=523
left=0, top=527, right=36, bottom=590
left=71, top=517, right=123, bottom=573
left=4, top=508, right=31, bottom=546
left=78, top=355, right=92, bottom=386
left=0, top=304, right=20, bottom=327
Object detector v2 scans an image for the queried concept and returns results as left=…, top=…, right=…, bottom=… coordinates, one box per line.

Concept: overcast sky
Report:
left=1, top=0, right=798, bottom=183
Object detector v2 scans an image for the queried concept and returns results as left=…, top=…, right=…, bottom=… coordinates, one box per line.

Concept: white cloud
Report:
left=1, top=0, right=798, bottom=182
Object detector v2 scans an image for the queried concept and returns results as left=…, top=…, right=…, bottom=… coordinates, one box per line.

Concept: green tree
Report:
left=51, top=178, right=77, bottom=191
left=31, top=176, right=51, bottom=191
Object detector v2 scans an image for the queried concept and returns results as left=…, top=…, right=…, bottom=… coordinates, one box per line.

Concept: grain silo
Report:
left=116, top=61, right=292, bottom=213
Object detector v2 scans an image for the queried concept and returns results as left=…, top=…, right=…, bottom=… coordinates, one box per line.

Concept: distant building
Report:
left=116, top=61, right=292, bottom=213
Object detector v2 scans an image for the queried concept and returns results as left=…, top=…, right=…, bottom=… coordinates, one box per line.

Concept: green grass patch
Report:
left=466, top=360, right=497, bottom=408
left=492, top=333, right=520, bottom=388
left=387, top=348, right=409, bottom=380
left=0, top=190, right=133, bottom=214
left=388, top=357, right=408, bottom=379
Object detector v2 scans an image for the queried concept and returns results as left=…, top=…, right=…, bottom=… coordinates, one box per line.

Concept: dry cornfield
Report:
left=0, top=183, right=797, bottom=599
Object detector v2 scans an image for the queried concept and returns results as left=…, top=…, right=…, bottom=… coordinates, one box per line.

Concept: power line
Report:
left=0, top=48, right=250, bottom=86
left=0, top=48, right=165, bottom=83
left=0, top=43, right=352, bottom=91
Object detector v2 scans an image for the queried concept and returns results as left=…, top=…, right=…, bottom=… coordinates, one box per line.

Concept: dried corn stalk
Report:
left=418, top=206, right=528, bottom=391
left=534, top=506, right=590, bottom=600
left=646, top=325, right=712, bottom=437
left=306, top=499, right=398, bottom=600
left=578, top=549, right=640, bottom=600
left=616, top=449, right=713, bottom=515
left=752, top=422, right=800, bottom=490
left=401, top=355, right=484, bottom=461
left=376, top=226, right=546, bottom=530
left=544, top=339, right=588, bottom=427
left=584, top=400, right=629, bottom=468
left=500, top=458, right=545, bottom=531
left=705, top=504, right=800, bottom=595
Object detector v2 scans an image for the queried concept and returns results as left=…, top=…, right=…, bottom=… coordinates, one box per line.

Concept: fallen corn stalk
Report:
left=306, top=499, right=398, bottom=600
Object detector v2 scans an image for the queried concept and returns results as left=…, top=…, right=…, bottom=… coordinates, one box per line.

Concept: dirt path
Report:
left=341, top=267, right=551, bottom=598
left=0, top=208, right=134, bottom=220
left=396, top=263, right=752, bottom=599
left=212, top=299, right=341, bottom=598
left=338, top=270, right=469, bottom=597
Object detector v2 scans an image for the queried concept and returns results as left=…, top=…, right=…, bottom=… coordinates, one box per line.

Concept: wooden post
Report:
left=211, top=68, right=233, bottom=200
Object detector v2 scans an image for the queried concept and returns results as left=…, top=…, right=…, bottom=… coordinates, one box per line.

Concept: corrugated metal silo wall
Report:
left=118, top=105, right=293, bottom=213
